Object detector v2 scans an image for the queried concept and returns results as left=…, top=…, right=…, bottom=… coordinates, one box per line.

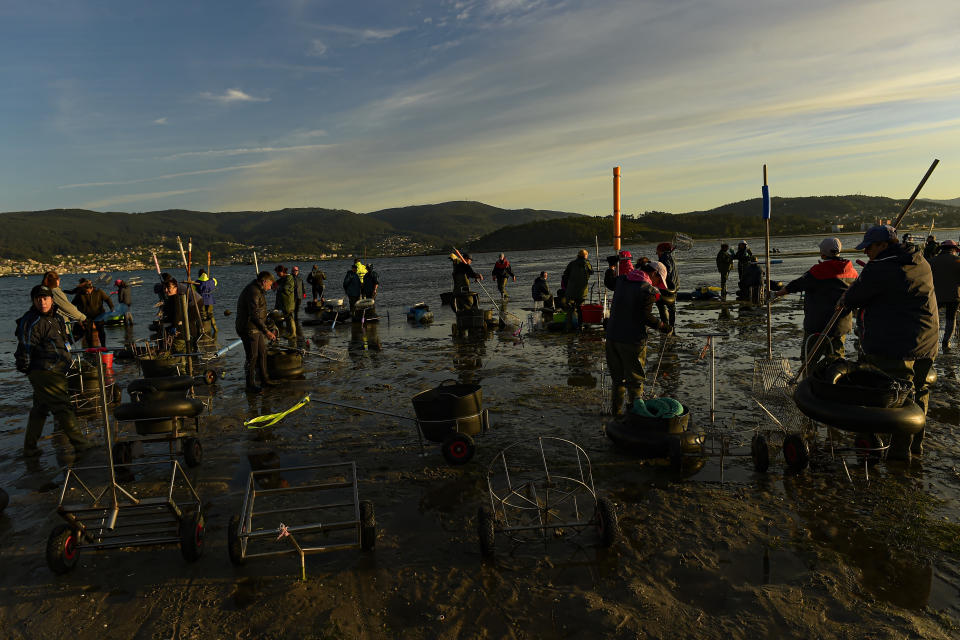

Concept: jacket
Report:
left=307, top=268, right=326, bottom=288
left=492, top=259, right=515, bottom=280
left=930, top=251, right=960, bottom=304
left=606, top=275, right=661, bottom=344
left=15, top=305, right=73, bottom=374
left=236, top=279, right=270, bottom=335
left=292, top=273, right=305, bottom=304
left=343, top=271, right=362, bottom=298
left=361, top=269, right=379, bottom=297
left=562, top=256, right=593, bottom=301
left=843, top=243, right=939, bottom=360
left=72, top=288, right=114, bottom=317
left=604, top=267, right=618, bottom=292
left=52, top=286, right=86, bottom=323
left=716, top=250, right=734, bottom=275
left=783, top=257, right=858, bottom=335
left=196, top=274, right=217, bottom=305
left=532, top=276, right=550, bottom=301
left=659, top=250, right=679, bottom=292
left=452, top=262, right=480, bottom=293
left=924, top=240, right=940, bottom=261
left=275, top=274, right=296, bottom=312
left=117, top=282, right=132, bottom=306
left=740, top=262, right=764, bottom=290
left=735, top=246, right=753, bottom=263
left=161, top=284, right=202, bottom=337
left=354, top=262, right=367, bottom=284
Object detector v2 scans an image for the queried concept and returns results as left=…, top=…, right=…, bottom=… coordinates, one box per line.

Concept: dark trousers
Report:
left=241, top=332, right=269, bottom=385
left=719, top=271, right=730, bottom=296
left=942, top=299, right=959, bottom=346
left=606, top=340, right=648, bottom=415
left=25, top=369, right=84, bottom=450
left=496, top=276, right=508, bottom=296
left=201, top=304, right=217, bottom=333
left=312, top=285, right=324, bottom=302
left=859, top=353, right=933, bottom=456
left=565, top=298, right=584, bottom=330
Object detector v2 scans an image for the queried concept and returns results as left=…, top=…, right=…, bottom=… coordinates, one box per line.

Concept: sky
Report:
left=1, top=0, right=958, bottom=216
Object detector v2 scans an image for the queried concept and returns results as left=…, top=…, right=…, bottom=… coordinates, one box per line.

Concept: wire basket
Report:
left=672, top=232, right=695, bottom=251
left=751, top=357, right=811, bottom=433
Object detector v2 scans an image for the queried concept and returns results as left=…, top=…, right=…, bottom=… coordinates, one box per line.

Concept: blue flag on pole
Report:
left=761, top=185, right=771, bottom=220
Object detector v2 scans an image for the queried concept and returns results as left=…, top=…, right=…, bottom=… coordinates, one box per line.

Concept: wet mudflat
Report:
left=0, top=238, right=959, bottom=639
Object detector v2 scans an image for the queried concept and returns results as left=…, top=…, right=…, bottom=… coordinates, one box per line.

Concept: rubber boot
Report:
left=887, top=432, right=911, bottom=462
left=910, top=428, right=924, bottom=456
left=611, top=386, right=626, bottom=417
left=245, top=376, right=262, bottom=394
left=626, top=386, right=642, bottom=413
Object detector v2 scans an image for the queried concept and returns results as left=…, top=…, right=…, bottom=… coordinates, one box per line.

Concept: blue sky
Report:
left=1, top=0, right=958, bottom=215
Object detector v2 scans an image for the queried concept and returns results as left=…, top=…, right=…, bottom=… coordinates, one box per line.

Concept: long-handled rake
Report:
left=451, top=247, right=522, bottom=329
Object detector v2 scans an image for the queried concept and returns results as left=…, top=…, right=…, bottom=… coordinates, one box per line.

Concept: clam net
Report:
left=751, top=357, right=810, bottom=432
left=672, top=232, right=695, bottom=251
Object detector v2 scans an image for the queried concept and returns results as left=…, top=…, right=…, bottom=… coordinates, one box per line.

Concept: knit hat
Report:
left=818, top=238, right=842, bottom=256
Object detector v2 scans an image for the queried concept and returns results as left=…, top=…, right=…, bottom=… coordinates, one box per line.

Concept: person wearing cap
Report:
left=115, top=278, right=134, bottom=326
left=491, top=253, right=516, bottom=299
left=655, top=243, right=679, bottom=327
left=606, top=265, right=670, bottom=415
left=15, top=285, right=91, bottom=456
left=716, top=244, right=734, bottom=297
left=236, top=271, right=279, bottom=393
left=531, top=271, right=554, bottom=310
left=41, top=271, right=86, bottom=334
left=775, top=238, right=858, bottom=365
left=931, top=239, right=960, bottom=351
left=195, top=269, right=218, bottom=335
left=924, top=235, right=940, bottom=261
left=307, top=264, right=326, bottom=304
left=353, top=258, right=367, bottom=285
left=452, top=252, right=483, bottom=312
left=843, top=224, right=939, bottom=460
left=562, top=249, right=593, bottom=329
left=72, top=279, right=114, bottom=347
left=361, top=264, right=380, bottom=300
left=734, top=241, right=753, bottom=282
left=274, top=265, right=297, bottom=338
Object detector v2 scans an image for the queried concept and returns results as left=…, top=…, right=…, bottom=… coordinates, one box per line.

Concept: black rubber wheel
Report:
left=182, top=437, right=203, bottom=468
left=203, top=369, right=218, bottom=385
left=751, top=433, right=770, bottom=473
left=596, top=497, right=620, bottom=547
left=112, top=442, right=133, bottom=466
left=359, top=500, right=376, bottom=551
left=782, top=434, right=810, bottom=473
left=46, top=524, right=80, bottom=575
left=227, top=515, right=245, bottom=566
left=854, top=433, right=882, bottom=464
left=478, top=507, right=496, bottom=558
left=441, top=432, right=476, bottom=466
left=179, top=511, right=204, bottom=562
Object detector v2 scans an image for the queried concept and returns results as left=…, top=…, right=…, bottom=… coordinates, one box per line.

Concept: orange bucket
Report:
left=100, top=351, right=114, bottom=369
left=580, top=304, right=604, bottom=324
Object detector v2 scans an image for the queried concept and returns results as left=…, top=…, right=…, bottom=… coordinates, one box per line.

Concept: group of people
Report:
left=342, top=258, right=380, bottom=312
left=716, top=240, right=765, bottom=301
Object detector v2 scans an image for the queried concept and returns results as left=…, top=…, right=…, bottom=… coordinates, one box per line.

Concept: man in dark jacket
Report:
left=656, top=242, right=679, bottom=327
left=307, top=265, right=326, bottom=303
left=775, top=238, right=858, bottom=365
left=291, top=266, right=305, bottom=323
left=361, top=264, right=380, bottom=299
left=716, top=243, right=734, bottom=297
left=605, top=269, right=670, bottom=415
left=15, top=285, right=91, bottom=456
left=452, top=253, right=482, bottom=312
left=734, top=241, right=753, bottom=281
left=115, top=278, right=134, bottom=325
left=72, top=280, right=114, bottom=347
left=738, top=257, right=765, bottom=303
left=236, top=272, right=278, bottom=393
left=562, top=249, right=592, bottom=329
left=274, top=265, right=296, bottom=338
left=931, top=239, right=960, bottom=351
left=343, top=264, right=362, bottom=311
left=844, top=225, right=939, bottom=460
left=195, top=270, right=218, bottom=335
left=161, top=278, right=203, bottom=352
left=491, top=253, right=516, bottom=298
left=531, top=272, right=554, bottom=309
left=924, top=235, right=939, bottom=261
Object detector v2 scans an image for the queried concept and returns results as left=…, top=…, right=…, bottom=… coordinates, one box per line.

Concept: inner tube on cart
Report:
left=605, top=416, right=703, bottom=458
left=793, top=378, right=925, bottom=435
left=114, top=397, right=204, bottom=421
left=808, top=360, right=912, bottom=408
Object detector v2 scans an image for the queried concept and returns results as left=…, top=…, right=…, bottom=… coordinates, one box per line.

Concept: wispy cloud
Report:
left=312, top=24, right=409, bottom=44
left=199, top=88, right=270, bottom=104
left=58, top=163, right=268, bottom=189
left=307, top=38, right=327, bottom=56
left=153, top=117, right=168, bottom=125
left=160, top=144, right=334, bottom=160
left=82, top=188, right=206, bottom=210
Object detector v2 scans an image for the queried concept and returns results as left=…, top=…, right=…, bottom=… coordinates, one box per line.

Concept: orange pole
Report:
left=613, top=166, right=621, bottom=251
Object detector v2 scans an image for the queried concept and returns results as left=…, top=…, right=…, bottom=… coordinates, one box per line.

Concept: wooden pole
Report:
left=613, top=167, right=621, bottom=251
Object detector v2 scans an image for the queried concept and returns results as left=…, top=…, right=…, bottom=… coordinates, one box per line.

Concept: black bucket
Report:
left=411, top=380, right=484, bottom=442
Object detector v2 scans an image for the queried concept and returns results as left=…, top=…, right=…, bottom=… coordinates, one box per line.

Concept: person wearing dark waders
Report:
left=491, top=253, right=516, bottom=299
left=161, top=278, right=202, bottom=353
left=532, top=272, right=554, bottom=309
left=195, top=269, right=218, bottom=336
left=274, top=265, right=297, bottom=339
left=362, top=264, right=380, bottom=299
left=656, top=242, right=679, bottom=328
left=15, top=285, right=92, bottom=457
left=716, top=243, right=734, bottom=297
left=931, top=239, right=960, bottom=352
left=605, top=268, right=670, bottom=416
left=291, top=266, right=305, bottom=324
left=236, top=271, right=279, bottom=394
left=343, top=263, right=362, bottom=312
left=307, top=264, right=326, bottom=303
left=734, top=240, right=753, bottom=282
left=115, top=279, right=134, bottom=326
left=562, top=249, right=592, bottom=330
left=738, top=256, right=764, bottom=303
left=451, top=252, right=483, bottom=312
left=924, top=235, right=940, bottom=261
left=843, top=224, right=939, bottom=461
left=72, top=279, right=113, bottom=347
left=774, top=238, right=858, bottom=366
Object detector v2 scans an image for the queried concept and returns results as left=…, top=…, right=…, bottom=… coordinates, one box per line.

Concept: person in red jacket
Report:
left=491, top=253, right=516, bottom=298
left=775, top=237, right=858, bottom=366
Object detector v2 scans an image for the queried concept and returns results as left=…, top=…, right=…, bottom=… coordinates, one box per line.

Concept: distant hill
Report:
left=930, top=197, right=960, bottom=208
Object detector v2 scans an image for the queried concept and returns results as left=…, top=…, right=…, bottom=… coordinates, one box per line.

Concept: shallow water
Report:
left=1, top=232, right=958, bottom=636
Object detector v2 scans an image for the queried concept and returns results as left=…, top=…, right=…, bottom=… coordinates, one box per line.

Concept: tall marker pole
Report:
left=613, top=167, right=621, bottom=251
left=762, top=165, right=772, bottom=359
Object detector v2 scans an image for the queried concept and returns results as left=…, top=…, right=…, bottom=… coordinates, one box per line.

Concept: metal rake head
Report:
left=315, top=345, right=348, bottom=362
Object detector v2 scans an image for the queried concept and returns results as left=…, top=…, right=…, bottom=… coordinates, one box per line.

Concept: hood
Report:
left=873, top=242, right=925, bottom=266
left=809, top=258, right=858, bottom=280
left=626, top=268, right=652, bottom=284
left=198, top=273, right=209, bottom=281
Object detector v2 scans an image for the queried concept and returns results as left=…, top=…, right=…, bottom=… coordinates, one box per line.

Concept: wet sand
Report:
left=1, top=245, right=960, bottom=639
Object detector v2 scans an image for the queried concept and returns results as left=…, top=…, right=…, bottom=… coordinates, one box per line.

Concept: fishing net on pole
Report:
left=672, top=232, right=694, bottom=251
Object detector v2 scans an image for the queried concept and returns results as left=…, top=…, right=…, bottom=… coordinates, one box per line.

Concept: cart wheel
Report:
left=477, top=507, right=496, bottom=558
left=179, top=511, right=205, bottom=562
left=183, top=438, right=203, bottom=468
left=112, top=442, right=133, bottom=466
left=667, top=439, right=683, bottom=470
left=441, top=432, right=475, bottom=466
left=203, top=369, right=218, bottom=385
left=46, top=524, right=80, bottom=575
left=751, top=433, right=770, bottom=473
left=227, top=515, right=245, bottom=566
left=595, top=497, right=620, bottom=548
left=782, top=434, right=809, bottom=473
left=854, top=433, right=881, bottom=464
left=359, top=500, right=377, bottom=551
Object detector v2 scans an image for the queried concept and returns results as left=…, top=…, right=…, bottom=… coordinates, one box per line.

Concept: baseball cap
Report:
left=31, top=285, right=53, bottom=299
left=818, top=238, right=842, bottom=256
left=855, top=225, right=898, bottom=250
left=941, top=239, right=959, bottom=249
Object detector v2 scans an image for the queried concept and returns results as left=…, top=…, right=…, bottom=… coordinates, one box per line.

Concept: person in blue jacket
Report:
left=196, top=269, right=218, bottom=335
